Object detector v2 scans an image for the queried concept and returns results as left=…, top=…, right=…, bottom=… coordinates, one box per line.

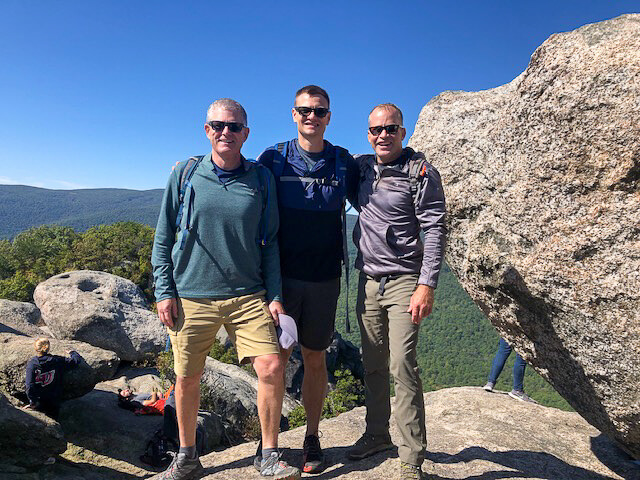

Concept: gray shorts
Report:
left=282, top=277, right=341, bottom=351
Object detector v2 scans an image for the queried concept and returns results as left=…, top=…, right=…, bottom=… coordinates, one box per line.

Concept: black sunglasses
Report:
left=294, top=106, right=330, bottom=118
left=208, top=121, right=245, bottom=133
left=368, top=124, right=402, bottom=136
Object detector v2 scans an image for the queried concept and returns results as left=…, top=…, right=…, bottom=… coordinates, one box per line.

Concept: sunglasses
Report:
left=208, top=121, right=245, bottom=133
left=368, top=124, right=402, bottom=136
left=294, top=106, right=330, bottom=118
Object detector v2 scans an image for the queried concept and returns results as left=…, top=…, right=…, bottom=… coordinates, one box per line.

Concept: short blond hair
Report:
left=34, top=338, right=50, bottom=355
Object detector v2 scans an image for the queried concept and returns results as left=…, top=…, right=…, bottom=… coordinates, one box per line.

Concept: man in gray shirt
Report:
left=346, top=103, right=446, bottom=480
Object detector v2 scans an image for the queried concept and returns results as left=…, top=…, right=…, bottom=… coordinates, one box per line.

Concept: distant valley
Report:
left=0, top=185, right=163, bottom=239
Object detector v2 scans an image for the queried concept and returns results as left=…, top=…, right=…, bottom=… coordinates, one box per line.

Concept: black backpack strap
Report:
left=253, top=162, right=271, bottom=246
left=408, top=153, right=428, bottom=206
left=333, top=147, right=351, bottom=333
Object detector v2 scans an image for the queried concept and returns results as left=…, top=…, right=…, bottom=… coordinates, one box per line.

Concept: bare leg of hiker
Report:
left=175, top=372, right=201, bottom=449
left=301, top=347, right=327, bottom=436
left=252, top=353, right=285, bottom=449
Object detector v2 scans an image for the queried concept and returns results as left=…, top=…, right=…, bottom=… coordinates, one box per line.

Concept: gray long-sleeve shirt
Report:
left=347, top=148, right=446, bottom=288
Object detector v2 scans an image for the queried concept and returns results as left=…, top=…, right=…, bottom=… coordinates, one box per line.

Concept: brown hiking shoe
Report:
left=347, top=433, right=394, bottom=460
left=400, top=461, right=426, bottom=480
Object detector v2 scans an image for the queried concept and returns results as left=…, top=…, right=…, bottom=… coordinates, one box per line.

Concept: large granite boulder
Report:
left=286, top=332, right=364, bottom=399
left=57, top=372, right=225, bottom=477
left=409, top=14, right=640, bottom=458
left=34, top=270, right=165, bottom=361
left=0, top=299, right=44, bottom=337
left=201, top=358, right=298, bottom=440
left=0, top=391, right=66, bottom=469
left=0, top=333, right=119, bottom=399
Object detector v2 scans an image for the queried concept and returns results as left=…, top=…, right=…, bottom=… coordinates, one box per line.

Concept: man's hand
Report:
left=268, top=300, right=285, bottom=325
left=407, top=284, right=435, bottom=325
left=157, top=298, right=178, bottom=328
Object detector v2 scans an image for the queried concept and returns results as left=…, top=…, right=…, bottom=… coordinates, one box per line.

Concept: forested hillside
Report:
left=0, top=185, right=163, bottom=238
left=0, top=196, right=571, bottom=410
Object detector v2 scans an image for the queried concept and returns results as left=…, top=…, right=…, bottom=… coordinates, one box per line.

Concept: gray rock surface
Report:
left=55, top=371, right=225, bottom=479
left=408, top=14, right=640, bottom=458
left=286, top=332, right=364, bottom=399
left=147, top=387, right=638, bottom=480
left=0, top=299, right=44, bottom=337
left=0, top=333, right=119, bottom=399
left=0, top=391, right=66, bottom=469
left=34, top=270, right=166, bottom=361
left=201, top=357, right=296, bottom=441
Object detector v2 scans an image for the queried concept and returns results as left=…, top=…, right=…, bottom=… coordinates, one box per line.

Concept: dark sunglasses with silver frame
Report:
left=294, top=106, right=330, bottom=118
left=368, top=124, right=402, bottom=136
left=208, top=121, right=245, bottom=133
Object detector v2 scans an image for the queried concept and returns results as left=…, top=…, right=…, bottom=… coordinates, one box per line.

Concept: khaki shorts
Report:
left=168, top=291, right=280, bottom=377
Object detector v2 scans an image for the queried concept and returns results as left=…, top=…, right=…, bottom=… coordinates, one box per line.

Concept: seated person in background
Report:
left=483, top=337, right=537, bottom=403
left=25, top=338, right=82, bottom=420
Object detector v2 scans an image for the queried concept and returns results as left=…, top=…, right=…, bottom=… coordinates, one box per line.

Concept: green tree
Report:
left=71, top=222, right=155, bottom=300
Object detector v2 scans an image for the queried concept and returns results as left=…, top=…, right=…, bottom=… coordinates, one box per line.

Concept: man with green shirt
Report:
left=151, top=98, right=300, bottom=480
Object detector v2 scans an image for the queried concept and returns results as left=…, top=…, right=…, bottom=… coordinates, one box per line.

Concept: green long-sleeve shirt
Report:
left=151, top=154, right=282, bottom=303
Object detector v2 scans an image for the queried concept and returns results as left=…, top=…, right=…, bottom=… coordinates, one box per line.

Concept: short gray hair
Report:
left=206, top=98, right=248, bottom=126
left=369, top=103, right=403, bottom=125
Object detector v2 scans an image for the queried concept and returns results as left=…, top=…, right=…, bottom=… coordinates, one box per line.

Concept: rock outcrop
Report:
left=0, top=299, right=44, bottom=337
left=285, top=332, right=364, bottom=399
left=148, top=387, right=639, bottom=480
left=0, top=333, right=119, bottom=399
left=0, top=391, right=66, bottom=470
left=201, top=358, right=296, bottom=440
left=57, top=375, right=224, bottom=478
left=34, top=270, right=166, bottom=361
left=408, top=14, right=640, bottom=458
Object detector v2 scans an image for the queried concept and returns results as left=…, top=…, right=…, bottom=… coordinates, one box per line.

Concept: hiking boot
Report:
left=347, top=433, right=394, bottom=460
left=508, top=389, right=538, bottom=403
left=158, top=452, right=204, bottom=480
left=483, top=381, right=495, bottom=392
left=400, top=461, right=425, bottom=480
left=259, top=451, right=301, bottom=479
left=302, top=434, right=325, bottom=473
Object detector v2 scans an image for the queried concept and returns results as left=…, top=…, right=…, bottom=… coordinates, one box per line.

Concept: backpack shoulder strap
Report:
left=271, top=141, right=289, bottom=179
left=333, top=146, right=349, bottom=186
left=175, top=155, right=205, bottom=250
left=247, top=160, right=271, bottom=246
left=176, top=155, right=204, bottom=229
left=408, top=152, right=428, bottom=205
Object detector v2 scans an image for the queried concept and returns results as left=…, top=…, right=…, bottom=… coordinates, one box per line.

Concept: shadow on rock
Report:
left=427, top=446, right=624, bottom=480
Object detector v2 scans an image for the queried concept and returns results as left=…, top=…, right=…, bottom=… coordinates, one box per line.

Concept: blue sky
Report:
left=0, top=1, right=637, bottom=190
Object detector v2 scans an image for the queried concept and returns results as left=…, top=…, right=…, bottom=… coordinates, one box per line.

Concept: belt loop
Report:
left=378, top=275, right=389, bottom=296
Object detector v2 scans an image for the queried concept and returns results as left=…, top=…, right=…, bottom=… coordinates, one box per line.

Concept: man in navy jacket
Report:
left=257, top=85, right=355, bottom=474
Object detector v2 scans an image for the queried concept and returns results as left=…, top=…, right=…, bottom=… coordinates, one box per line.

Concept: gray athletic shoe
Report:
left=347, top=433, right=394, bottom=460
left=400, top=461, right=426, bottom=480
left=508, top=389, right=538, bottom=403
left=483, top=381, right=495, bottom=392
left=158, top=452, right=204, bottom=480
left=253, top=440, right=262, bottom=471
left=259, top=451, right=301, bottom=479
